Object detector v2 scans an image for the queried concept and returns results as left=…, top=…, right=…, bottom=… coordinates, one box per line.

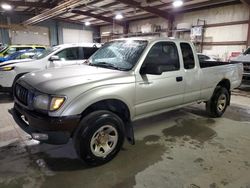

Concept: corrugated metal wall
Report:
left=0, top=14, right=99, bottom=46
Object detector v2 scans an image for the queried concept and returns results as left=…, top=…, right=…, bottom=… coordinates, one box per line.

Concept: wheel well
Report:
left=217, top=79, right=230, bottom=92
left=12, top=73, right=28, bottom=87
left=81, top=99, right=131, bottom=123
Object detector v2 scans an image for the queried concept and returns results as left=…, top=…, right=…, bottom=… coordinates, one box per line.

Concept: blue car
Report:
left=0, top=49, right=45, bottom=63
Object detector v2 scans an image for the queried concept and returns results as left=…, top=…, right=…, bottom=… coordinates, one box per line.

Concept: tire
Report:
left=74, top=110, right=125, bottom=166
left=206, top=86, right=229, bottom=117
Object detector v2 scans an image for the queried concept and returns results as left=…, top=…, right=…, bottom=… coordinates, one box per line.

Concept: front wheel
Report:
left=206, top=86, right=230, bottom=117
left=74, top=110, right=125, bottom=166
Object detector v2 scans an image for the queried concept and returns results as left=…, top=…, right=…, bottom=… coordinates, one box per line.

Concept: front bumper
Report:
left=11, top=104, right=81, bottom=144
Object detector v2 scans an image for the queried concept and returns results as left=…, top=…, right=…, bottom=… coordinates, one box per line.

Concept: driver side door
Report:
left=135, top=42, right=185, bottom=117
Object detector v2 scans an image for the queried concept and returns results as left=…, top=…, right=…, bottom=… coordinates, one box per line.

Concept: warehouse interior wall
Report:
left=0, top=14, right=100, bottom=46
left=175, top=4, right=249, bottom=60
left=100, top=4, right=249, bottom=60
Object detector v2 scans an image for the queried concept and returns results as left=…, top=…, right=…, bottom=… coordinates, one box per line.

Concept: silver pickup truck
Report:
left=11, top=38, right=243, bottom=166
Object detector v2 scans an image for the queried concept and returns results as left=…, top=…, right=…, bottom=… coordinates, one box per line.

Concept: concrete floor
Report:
left=0, top=85, right=250, bottom=188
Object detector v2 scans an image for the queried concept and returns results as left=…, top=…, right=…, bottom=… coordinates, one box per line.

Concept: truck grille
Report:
left=243, top=63, right=250, bottom=73
left=15, top=84, right=29, bottom=105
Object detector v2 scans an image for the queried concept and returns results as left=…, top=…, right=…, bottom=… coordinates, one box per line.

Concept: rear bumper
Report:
left=11, top=104, right=81, bottom=144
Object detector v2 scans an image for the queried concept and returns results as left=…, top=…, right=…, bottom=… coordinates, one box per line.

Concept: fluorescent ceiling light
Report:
left=173, top=0, right=183, bottom=8
left=115, top=13, right=123, bottom=20
left=1, top=3, right=12, bottom=10
left=85, top=21, right=90, bottom=26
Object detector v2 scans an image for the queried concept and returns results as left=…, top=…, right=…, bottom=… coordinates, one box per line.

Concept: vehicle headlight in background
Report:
left=33, top=94, right=50, bottom=111
left=0, top=66, right=15, bottom=71
left=50, top=97, right=65, bottom=111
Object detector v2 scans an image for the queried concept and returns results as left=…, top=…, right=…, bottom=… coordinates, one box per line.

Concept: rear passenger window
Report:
left=56, top=47, right=79, bottom=60
left=16, top=47, right=32, bottom=51
left=83, top=47, right=99, bottom=59
left=35, top=47, right=46, bottom=50
left=143, top=42, right=180, bottom=72
left=180, top=43, right=195, bottom=69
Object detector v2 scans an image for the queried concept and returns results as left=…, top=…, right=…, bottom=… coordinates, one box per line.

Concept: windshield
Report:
left=0, top=46, right=8, bottom=53
left=244, top=48, right=250, bottom=55
left=89, top=40, right=148, bottom=71
left=32, top=46, right=59, bottom=60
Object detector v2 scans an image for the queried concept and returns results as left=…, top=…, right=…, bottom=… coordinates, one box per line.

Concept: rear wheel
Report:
left=74, top=110, right=125, bottom=166
left=206, top=86, right=229, bottom=117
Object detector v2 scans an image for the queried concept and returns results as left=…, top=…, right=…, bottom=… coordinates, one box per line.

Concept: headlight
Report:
left=0, top=66, right=15, bottom=71
left=33, top=94, right=66, bottom=111
left=33, top=94, right=50, bottom=110
left=50, top=97, right=65, bottom=111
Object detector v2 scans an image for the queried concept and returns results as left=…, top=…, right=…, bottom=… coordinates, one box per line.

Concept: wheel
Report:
left=74, top=110, right=125, bottom=166
left=206, top=86, right=229, bottom=117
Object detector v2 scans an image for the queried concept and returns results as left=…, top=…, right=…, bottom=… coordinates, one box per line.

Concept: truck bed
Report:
left=199, top=61, right=241, bottom=68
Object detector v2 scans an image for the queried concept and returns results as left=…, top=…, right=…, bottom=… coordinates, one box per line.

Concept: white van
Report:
left=0, top=43, right=101, bottom=93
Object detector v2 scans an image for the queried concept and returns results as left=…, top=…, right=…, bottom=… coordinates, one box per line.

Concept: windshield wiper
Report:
left=91, top=62, right=127, bottom=71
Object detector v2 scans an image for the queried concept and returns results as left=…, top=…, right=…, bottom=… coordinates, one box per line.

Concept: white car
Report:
left=0, top=43, right=101, bottom=93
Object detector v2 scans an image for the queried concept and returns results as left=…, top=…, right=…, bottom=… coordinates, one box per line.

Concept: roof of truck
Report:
left=114, top=37, right=190, bottom=43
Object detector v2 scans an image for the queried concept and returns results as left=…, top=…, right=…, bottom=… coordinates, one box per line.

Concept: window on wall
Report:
left=180, top=43, right=195, bottom=69
left=244, top=48, right=250, bottom=55
left=56, top=47, right=80, bottom=60
left=143, top=42, right=180, bottom=72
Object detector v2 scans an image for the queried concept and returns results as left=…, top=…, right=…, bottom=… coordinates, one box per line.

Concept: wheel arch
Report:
left=216, top=79, right=231, bottom=92
left=81, top=99, right=131, bottom=124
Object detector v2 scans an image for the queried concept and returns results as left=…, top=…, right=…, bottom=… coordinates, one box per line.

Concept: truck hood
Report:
left=20, top=64, right=134, bottom=94
left=0, top=58, right=34, bottom=67
left=231, top=55, right=250, bottom=63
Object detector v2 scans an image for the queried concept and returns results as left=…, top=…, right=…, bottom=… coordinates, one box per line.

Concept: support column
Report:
left=247, top=7, right=250, bottom=48
left=168, top=15, right=174, bottom=37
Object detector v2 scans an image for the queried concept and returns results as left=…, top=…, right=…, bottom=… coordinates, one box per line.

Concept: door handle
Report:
left=139, top=81, right=153, bottom=85
left=176, top=76, right=183, bottom=82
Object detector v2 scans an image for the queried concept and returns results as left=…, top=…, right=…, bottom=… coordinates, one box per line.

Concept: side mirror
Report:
left=49, top=55, right=60, bottom=61
left=140, top=64, right=164, bottom=75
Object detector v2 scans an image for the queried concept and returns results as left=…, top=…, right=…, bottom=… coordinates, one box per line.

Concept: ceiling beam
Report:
left=66, top=1, right=122, bottom=21
left=0, top=24, right=25, bottom=30
left=1, top=1, right=52, bottom=9
left=170, top=0, right=241, bottom=13
left=240, top=0, right=250, bottom=6
left=116, top=0, right=170, bottom=20
left=71, top=9, right=125, bottom=26
left=23, top=0, right=93, bottom=25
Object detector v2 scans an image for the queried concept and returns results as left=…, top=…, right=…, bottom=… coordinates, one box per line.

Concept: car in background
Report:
left=0, top=49, right=45, bottom=63
left=231, top=47, right=250, bottom=81
left=0, top=43, right=101, bottom=93
left=198, top=53, right=218, bottom=62
left=0, top=44, right=46, bottom=57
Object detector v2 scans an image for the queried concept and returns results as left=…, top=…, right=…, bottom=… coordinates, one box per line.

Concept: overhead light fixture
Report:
left=173, top=0, right=183, bottom=8
left=85, top=21, right=90, bottom=26
left=115, top=13, right=123, bottom=20
left=1, top=3, right=12, bottom=10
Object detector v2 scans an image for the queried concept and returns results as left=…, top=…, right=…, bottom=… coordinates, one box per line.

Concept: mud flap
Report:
left=125, top=122, right=135, bottom=145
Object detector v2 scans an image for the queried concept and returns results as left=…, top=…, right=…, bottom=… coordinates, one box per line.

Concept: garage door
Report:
left=10, top=26, right=50, bottom=45
left=63, top=28, right=93, bottom=43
